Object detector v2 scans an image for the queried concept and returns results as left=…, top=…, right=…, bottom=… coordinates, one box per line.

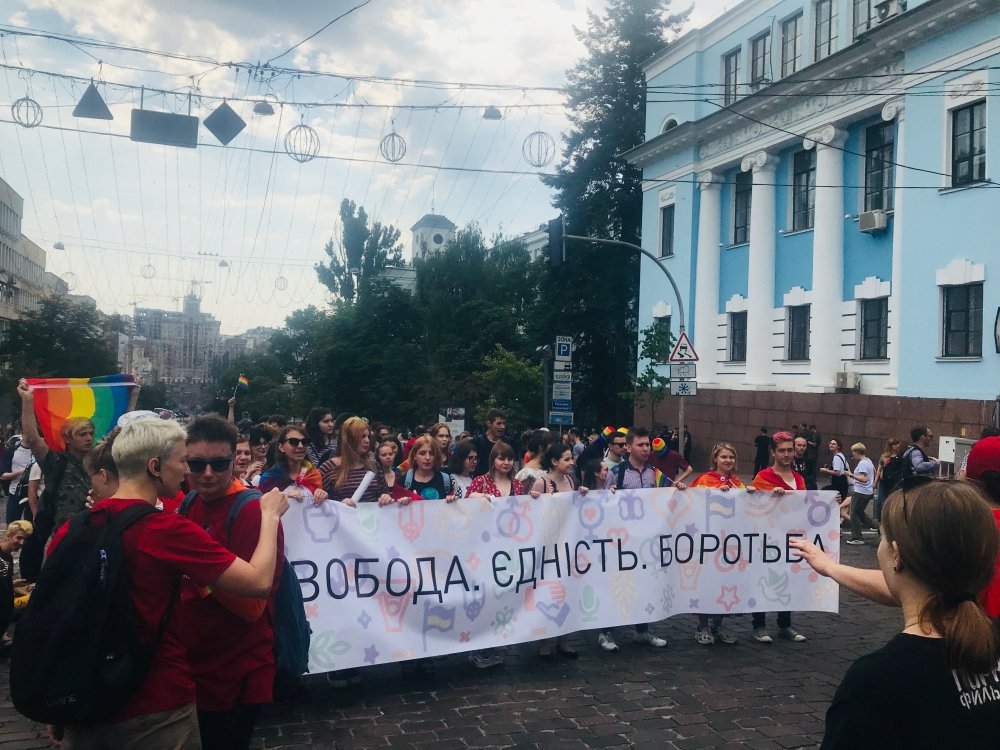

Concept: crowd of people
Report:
left=2, top=383, right=1000, bottom=749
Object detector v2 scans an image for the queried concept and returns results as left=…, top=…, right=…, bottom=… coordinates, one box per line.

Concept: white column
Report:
left=883, top=100, right=905, bottom=392
left=741, top=151, right=777, bottom=387
left=694, top=172, right=722, bottom=383
left=804, top=125, right=847, bottom=390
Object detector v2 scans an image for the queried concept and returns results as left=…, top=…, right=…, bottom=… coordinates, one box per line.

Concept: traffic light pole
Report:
left=564, top=235, right=687, bottom=446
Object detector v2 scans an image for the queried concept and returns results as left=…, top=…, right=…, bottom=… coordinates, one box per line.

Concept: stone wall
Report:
left=642, top=389, right=998, bottom=473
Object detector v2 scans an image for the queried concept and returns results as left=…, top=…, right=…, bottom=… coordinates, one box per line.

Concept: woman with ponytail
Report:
left=797, top=479, right=1000, bottom=748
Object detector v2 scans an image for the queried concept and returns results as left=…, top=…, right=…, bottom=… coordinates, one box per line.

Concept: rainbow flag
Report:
left=27, top=374, right=136, bottom=452
left=237, top=374, right=250, bottom=391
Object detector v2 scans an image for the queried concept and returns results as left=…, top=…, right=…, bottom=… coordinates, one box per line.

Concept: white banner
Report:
left=282, top=489, right=841, bottom=672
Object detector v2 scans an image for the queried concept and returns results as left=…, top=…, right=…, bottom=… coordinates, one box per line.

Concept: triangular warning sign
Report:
left=668, top=331, right=699, bottom=362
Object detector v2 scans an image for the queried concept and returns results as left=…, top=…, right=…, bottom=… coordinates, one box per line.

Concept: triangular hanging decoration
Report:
left=73, top=83, right=113, bottom=120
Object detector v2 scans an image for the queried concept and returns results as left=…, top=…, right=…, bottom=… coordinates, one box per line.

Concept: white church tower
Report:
left=410, top=214, right=457, bottom=260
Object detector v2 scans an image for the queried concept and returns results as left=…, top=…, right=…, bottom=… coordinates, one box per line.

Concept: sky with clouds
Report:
left=2, top=0, right=727, bottom=333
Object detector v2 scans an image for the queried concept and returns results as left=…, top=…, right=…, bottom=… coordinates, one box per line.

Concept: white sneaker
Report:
left=468, top=650, right=504, bottom=669
left=752, top=628, right=773, bottom=644
left=597, top=632, right=619, bottom=651
left=633, top=630, right=667, bottom=647
left=779, top=627, right=807, bottom=642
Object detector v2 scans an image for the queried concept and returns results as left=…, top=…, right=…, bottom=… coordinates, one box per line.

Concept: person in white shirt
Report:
left=845, top=443, right=877, bottom=545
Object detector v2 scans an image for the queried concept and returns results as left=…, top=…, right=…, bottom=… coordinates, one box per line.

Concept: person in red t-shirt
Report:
left=177, top=415, right=287, bottom=750
left=49, top=418, right=288, bottom=750
left=750, top=431, right=808, bottom=644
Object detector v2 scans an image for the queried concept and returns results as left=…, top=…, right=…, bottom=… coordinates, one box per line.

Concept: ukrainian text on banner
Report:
left=282, top=488, right=841, bottom=672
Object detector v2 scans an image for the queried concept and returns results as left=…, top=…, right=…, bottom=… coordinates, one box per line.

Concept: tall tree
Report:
left=539, top=0, right=686, bottom=425
left=0, top=297, right=118, bottom=387
left=315, top=199, right=404, bottom=301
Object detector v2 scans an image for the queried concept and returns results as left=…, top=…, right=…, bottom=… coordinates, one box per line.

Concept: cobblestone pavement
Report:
left=1, top=539, right=896, bottom=750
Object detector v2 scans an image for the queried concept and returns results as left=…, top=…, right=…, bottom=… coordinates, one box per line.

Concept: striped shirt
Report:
left=319, top=460, right=387, bottom=503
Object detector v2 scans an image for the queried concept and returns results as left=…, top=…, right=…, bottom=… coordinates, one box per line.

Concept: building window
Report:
left=942, top=283, right=983, bottom=357
left=792, top=149, right=816, bottom=231
left=814, top=0, right=838, bottom=61
left=751, top=33, right=771, bottom=85
left=951, top=100, right=986, bottom=187
left=733, top=171, right=752, bottom=244
left=781, top=14, right=803, bottom=77
left=723, top=50, right=741, bottom=106
left=859, top=297, right=888, bottom=359
left=787, top=305, right=811, bottom=360
left=865, top=121, right=895, bottom=211
left=729, top=311, right=747, bottom=362
left=661, top=118, right=679, bottom=133
left=659, top=204, right=675, bottom=258
left=853, top=0, right=875, bottom=38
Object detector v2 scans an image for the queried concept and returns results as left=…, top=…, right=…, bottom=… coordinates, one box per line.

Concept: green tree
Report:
left=0, top=297, right=118, bottom=387
left=537, top=0, right=686, bottom=425
left=473, top=345, right=544, bottom=430
left=315, top=199, right=404, bottom=301
left=136, top=381, right=174, bottom=411
left=206, top=350, right=293, bottom=421
left=623, top=320, right=674, bottom=429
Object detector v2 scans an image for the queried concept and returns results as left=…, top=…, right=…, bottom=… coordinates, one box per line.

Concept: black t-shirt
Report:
left=407, top=471, right=451, bottom=501
left=822, top=633, right=1000, bottom=750
left=754, top=434, right=771, bottom=462
left=472, top=434, right=500, bottom=477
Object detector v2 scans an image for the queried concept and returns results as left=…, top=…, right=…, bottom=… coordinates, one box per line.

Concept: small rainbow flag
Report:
left=236, top=374, right=250, bottom=391
left=27, top=374, right=136, bottom=452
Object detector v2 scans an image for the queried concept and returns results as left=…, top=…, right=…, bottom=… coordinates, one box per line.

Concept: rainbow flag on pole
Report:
left=27, top=374, right=136, bottom=452
left=236, top=374, right=250, bottom=391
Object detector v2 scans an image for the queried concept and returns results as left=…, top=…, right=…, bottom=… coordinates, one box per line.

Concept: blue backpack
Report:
left=180, top=488, right=311, bottom=699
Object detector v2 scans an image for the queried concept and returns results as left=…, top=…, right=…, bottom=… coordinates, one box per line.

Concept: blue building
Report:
left=627, top=0, right=999, bottom=443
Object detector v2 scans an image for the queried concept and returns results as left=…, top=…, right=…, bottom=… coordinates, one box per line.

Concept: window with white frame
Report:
left=941, top=283, right=983, bottom=357
left=729, top=311, right=747, bottom=362
left=951, top=100, right=986, bottom=188
left=786, top=305, right=811, bottom=360
left=659, top=204, right=675, bottom=258
left=781, top=14, right=803, bottom=78
left=864, top=121, right=895, bottom=211
left=859, top=297, right=888, bottom=359
left=853, top=0, right=875, bottom=38
left=814, top=0, right=837, bottom=62
left=751, top=33, right=771, bottom=84
left=733, top=171, right=752, bottom=244
left=723, top=49, right=741, bottom=106
left=792, top=149, right=816, bottom=231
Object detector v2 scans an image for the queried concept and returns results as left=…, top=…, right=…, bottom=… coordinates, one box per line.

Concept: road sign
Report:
left=670, top=363, right=697, bottom=380
left=553, top=360, right=572, bottom=372
left=668, top=331, right=699, bottom=363
left=670, top=380, right=698, bottom=397
left=555, top=335, right=573, bottom=361
left=549, top=411, right=573, bottom=425
left=553, top=371, right=572, bottom=382
left=551, top=398, right=572, bottom=411
left=552, top=383, right=572, bottom=400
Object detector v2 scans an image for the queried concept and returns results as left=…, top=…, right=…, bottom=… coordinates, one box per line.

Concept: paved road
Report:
left=0, top=539, right=896, bottom=750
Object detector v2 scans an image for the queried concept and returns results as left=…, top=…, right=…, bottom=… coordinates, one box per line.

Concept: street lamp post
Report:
left=536, top=344, right=553, bottom=427
left=564, top=235, right=687, bottom=442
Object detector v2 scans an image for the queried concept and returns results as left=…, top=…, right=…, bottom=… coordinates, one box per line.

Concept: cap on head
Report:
left=966, top=436, right=1000, bottom=482
left=652, top=437, right=668, bottom=455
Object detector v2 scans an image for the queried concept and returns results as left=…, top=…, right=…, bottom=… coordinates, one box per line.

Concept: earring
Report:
left=893, top=561, right=902, bottom=573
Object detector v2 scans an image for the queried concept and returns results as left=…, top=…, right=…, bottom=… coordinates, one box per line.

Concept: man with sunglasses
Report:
left=177, top=415, right=285, bottom=750
left=602, top=428, right=629, bottom=471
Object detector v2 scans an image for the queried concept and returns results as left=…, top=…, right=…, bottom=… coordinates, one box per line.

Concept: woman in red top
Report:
left=750, top=431, right=807, bottom=643
left=467, top=442, right=524, bottom=499
left=690, top=443, right=754, bottom=645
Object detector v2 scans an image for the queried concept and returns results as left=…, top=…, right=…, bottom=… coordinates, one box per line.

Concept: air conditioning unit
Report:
left=858, top=210, right=888, bottom=233
left=874, top=0, right=905, bottom=23
left=835, top=371, right=861, bottom=391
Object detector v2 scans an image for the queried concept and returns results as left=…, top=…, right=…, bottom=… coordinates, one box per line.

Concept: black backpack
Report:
left=880, top=455, right=905, bottom=493
left=10, top=504, right=169, bottom=724
left=899, top=446, right=924, bottom=484
left=179, top=489, right=311, bottom=701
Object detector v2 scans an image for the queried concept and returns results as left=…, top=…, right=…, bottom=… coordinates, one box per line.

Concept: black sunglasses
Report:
left=611, top=442, right=626, bottom=447
left=283, top=437, right=310, bottom=448
left=186, top=456, right=234, bottom=473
